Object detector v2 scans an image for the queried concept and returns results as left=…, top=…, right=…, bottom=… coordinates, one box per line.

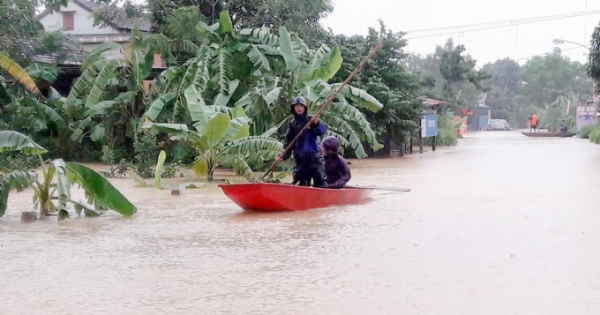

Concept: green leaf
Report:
left=0, top=79, right=11, bottom=103
left=71, top=116, right=93, bottom=142
left=217, top=10, right=233, bottom=34
left=141, top=123, right=190, bottom=138
left=154, top=150, right=166, bottom=188
left=90, top=124, right=105, bottom=142
left=0, top=171, right=37, bottom=218
left=21, top=97, right=66, bottom=129
left=231, top=106, right=247, bottom=119
left=47, top=88, right=63, bottom=103
left=0, top=130, right=47, bottom=155
left=213, top=79, right=240, bottom=106
left=52, top=159, right=71, bottom=220
left=261, top=117, right=290, bottom=138
left=72, top=200, right=101, bottom=217
left=332, top=84, right=384, bottom=112
left=202, top=112, right=230, bottom=147
left=224, top=136, right=284, bottom=155
left=130, top=171, right=149, bottom=187
left=311, top=45, right=343, bottom=81
left=278, top=27, right=298, bottom=71
left=128, top=49, right=153, bottom=90
left=84, top=58, right=125, bottom=108
left=196, top=21, right=219, bottom=37
left=248, top=46, right=271, bottom=71
left=227, top=117, right=250, bottom=140
left=26, top=63, right=58, bottom=82
left=81, top=42, right=121, bottom=71
left=87, top=101, right=117, bottom=116
left=193, top=157, right=208, bottom=176
left=145, top=92, right=176, bottom=121
left=184, top=85, right=214, bottom=123
left=65, top=162, right=137, bottom=216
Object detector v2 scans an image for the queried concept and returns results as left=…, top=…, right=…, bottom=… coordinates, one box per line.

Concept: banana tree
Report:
left=233, top=26, right=385, bottom=157
left=64, top=41, right=155, bottom=149
left=140, top=10, right=384, bottom=158
left=0, top=130, right=137, bottom=220
left=143, top=107, right=283, bottom=181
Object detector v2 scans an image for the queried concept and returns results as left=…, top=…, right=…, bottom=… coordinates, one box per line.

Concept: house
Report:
left=467, top=93, right=492, bottom=131
left=36, top=0, right=165, bottom=94
left=37, top=0, right=163, bottom=67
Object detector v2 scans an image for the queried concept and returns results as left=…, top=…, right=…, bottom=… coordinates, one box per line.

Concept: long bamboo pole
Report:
left=260, top=39, right=385, bottom=181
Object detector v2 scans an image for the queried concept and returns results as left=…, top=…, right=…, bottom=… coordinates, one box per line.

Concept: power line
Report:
left=405, top=10, right=600, bottom=40
left=462, top=26, right=515, bottom=50
left=514, top=46, right=585, bottom=61
left=406, top=10, right=600, bottom=34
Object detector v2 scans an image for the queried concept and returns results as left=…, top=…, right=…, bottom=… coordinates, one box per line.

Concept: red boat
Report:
left=218, top=183, right=374, bottom=211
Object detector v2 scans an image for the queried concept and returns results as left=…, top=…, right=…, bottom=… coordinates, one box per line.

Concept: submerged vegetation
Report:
left=0, top=130, right=137, bottom=220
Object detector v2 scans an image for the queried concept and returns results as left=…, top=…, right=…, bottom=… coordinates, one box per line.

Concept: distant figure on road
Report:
left=529, top=113, right=539, bottom=133
left=559, top=123, right=568, bottom=135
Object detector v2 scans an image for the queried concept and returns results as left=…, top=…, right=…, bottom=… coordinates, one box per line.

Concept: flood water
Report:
left=3, top=131, right=600, bottom=314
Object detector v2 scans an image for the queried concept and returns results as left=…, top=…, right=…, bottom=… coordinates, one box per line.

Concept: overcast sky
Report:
left=322, top=0, right=600, bottom=66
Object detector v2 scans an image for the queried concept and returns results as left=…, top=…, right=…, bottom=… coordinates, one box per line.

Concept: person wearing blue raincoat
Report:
left=276, top=96, right=328, bottom=187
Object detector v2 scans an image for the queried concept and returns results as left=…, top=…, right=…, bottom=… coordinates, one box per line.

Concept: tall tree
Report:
left=332, top=21, right=422, bottom=155
left=147, top=0, right=333, bottom=45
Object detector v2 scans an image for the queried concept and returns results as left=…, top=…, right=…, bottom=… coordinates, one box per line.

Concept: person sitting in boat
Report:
left=276, top=95, right=328, bottom=187
left=321, top=136, right=351, bottom=189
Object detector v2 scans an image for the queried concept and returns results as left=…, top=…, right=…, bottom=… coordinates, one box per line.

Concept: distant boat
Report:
left=521, top=132, right=575, bottom=138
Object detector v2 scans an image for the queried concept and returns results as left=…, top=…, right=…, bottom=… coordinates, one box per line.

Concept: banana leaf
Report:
left=65, top=162, right=137, bottom=216
left=0, top=51, right=41, bottom=96
left=0, top=171, right=37, bottom=217
left=0, top=130, right=48, bottom=155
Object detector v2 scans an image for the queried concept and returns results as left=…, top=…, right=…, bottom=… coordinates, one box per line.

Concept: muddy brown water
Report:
left=3, top=131, right=600, bottom=314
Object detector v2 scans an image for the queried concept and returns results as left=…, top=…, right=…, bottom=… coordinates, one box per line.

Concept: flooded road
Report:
left=3, top=131, right=600, bottom=314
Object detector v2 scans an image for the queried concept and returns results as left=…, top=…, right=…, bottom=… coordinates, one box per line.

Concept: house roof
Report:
left=478, top=93, right=488, bottom=105
left=423, top=98, right=445, bottom=107
left=37, top=0, right=152, bottom=32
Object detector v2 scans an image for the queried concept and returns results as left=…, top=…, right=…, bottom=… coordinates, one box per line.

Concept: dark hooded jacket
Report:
left=282, top=97, right=328, bottom=163
left=322, top=136, right=351, bottom=188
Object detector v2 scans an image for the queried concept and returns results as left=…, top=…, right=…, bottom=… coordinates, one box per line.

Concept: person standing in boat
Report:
left=529, top=113, right=539, bottom=133
left=276, top=95, right=328, bottom=187
left=321, top=136, right=351, bottom=189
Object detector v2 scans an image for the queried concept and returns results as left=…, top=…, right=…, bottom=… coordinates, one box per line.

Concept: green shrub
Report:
left=589, top=126, right=600, bottom=144
left=436, top=111, right=458, bottom=146
left=0, top=152, right=40, bottom=173
left=580, top=124, right=597, bottom=139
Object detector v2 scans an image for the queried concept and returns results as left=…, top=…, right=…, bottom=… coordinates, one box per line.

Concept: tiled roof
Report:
left=37, top=0, right=152, bottom=32
left=0, top=34, right=86, bottom=65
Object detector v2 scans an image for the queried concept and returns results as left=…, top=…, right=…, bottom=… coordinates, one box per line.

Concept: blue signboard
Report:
left=421, top=114, right=438, bottom=138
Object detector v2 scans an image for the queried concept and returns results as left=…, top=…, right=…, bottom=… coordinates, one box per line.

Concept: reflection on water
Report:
left=3, top=131, right=600, bottom=314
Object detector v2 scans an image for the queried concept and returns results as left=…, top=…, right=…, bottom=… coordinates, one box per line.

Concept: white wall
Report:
left=82, top=43, right=124, bottom=59
left=39, top=0, right=121, bottom=35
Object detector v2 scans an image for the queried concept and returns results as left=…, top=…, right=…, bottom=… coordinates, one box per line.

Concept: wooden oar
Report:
left=259, top=39, right=386, bottom=181
left=349, top=185, right=411, bottom=192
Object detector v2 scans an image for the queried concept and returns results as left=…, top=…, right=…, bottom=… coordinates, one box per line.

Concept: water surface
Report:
left=3, top=131, right=600, bottom=314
